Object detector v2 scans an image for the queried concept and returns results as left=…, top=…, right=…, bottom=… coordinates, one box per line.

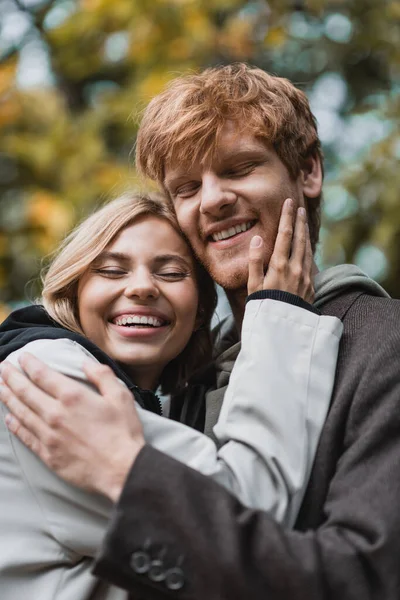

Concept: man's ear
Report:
left=300, top=154, right=322, bottom=199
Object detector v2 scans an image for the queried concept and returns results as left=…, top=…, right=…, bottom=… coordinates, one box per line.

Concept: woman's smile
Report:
left=109, top=309, right=171, bottom=338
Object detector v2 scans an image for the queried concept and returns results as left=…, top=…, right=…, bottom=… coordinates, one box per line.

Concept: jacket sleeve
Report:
left=135, top=298, right=342, bottom=525
left=94, top=325, right=400, bottom=600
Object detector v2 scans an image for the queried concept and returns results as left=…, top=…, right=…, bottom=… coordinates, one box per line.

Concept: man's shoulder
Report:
left=323, top=291, right=400, bottom=381
left=321, top=289, right=400, bottom=329
left=345, top=292, right=400, bottom=330
left=318, top=290, right=400, bottom=376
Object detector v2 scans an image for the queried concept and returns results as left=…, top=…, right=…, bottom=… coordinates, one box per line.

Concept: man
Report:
left=2, top=63, right=400, bottom=599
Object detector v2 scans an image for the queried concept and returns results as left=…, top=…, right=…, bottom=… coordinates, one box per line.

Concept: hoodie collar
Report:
left=314, top=264, right=390, bottom=310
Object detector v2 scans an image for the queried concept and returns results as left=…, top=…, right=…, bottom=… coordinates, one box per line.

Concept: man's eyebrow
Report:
left=164, top=147, right=269, bottom=187
left=164, top=174, right=187, bottom=190
left=218, top=147, right=270, bottom=162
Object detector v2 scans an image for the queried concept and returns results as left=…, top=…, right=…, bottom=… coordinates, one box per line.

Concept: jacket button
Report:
left=165, top=567, right=185, bottom=591
left=131, top=550, right=151, bottom=574
left=148, top=559, right=166, bottom=582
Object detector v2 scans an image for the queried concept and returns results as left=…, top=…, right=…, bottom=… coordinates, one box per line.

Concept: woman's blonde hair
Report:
left=41, top=191, right=217, bottom=393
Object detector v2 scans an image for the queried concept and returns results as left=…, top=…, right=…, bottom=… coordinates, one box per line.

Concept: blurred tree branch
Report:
left=0, top=0, right=399, bottom=310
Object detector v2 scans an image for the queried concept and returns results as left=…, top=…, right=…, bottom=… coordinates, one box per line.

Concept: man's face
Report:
left=164, top=126, right=313, bottom=291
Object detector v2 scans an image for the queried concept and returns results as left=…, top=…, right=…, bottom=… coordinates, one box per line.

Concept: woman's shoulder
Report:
left=5, top=338, right=99, bottom=382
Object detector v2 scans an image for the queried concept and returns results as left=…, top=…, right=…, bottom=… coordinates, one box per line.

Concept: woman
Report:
left=0, top=192, right=342, bottom=599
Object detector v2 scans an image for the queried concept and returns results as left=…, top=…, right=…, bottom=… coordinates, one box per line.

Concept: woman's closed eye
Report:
left=93, top=267, right=126, bottom=277
left=156, top=270, right=191, bottom=281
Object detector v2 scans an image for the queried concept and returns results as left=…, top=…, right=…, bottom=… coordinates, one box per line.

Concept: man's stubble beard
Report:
left=192, top=185, right=302, bottom=292
left=194, top=244, right=253, bottom=292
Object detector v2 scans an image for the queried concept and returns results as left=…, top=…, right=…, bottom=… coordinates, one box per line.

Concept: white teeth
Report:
left=114, top=315, right=164, bottom=327
left=211, top=221, right=253, bottom=242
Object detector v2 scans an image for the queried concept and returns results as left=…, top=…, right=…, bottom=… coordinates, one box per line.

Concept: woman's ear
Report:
left=300, top=154, right=323, bottom=199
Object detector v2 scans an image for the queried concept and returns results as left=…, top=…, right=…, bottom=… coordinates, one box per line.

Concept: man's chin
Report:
left=208, top=265, right=248, bottom=292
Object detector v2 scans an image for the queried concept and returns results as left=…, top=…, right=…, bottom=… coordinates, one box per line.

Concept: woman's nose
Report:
left=123, top=269, right=160, bottom=300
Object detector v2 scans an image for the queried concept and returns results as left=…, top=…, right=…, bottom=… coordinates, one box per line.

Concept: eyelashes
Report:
left=92, top=268, right=125, bottom=276
left=92, top=268, right=192, bottom=281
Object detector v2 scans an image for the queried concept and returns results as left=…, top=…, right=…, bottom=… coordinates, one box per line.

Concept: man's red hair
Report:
left=136, top=63, right=323, bottom=251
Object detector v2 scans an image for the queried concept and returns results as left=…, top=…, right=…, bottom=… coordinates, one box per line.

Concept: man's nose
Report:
left=199, top=173, right=237, bottom=216
left=124, top=268, right=159, bottom=300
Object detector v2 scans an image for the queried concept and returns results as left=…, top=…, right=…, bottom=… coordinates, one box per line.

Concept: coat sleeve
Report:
left=93, top=323, right=400, bottom=600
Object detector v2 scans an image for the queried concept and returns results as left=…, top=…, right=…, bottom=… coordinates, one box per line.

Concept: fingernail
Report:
left=298, top=207, right=306, bottom=217
left=285, top=198, right=293, bottom=208
left=250, top=235, right=262, bottom=248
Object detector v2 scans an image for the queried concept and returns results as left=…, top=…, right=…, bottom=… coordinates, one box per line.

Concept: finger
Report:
left=17, top=353, right=77, bottom=399
left=0, top=361, right=52, bottom=418
left=247, top=236, right=265, bottom=295
left=290, top=207, right=307, bottom=268
left=271, top=198, right=294, bottom=262
left=0, top=381, right=51, bottom=442
left=303, top=222, right=313, bottom=277
left=83, top=361, right=131, bottom=402
left=303, top=223, right=315, bottom=303
left=5, top=412, right=44, bottom=459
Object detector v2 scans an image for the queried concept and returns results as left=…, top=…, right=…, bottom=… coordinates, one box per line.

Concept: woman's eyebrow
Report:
left=93, top=252, right=192, bottom=269
left=153, top=254, right=192, bottom=269
left=93, top=251, right=129, bottom=264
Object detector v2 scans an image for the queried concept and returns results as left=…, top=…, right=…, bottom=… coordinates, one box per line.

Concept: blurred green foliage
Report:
left=0, top=0, right=399, bottom=316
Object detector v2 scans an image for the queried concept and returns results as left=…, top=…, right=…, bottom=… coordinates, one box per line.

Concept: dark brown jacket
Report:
left=94, top=290, right=400, bottom=599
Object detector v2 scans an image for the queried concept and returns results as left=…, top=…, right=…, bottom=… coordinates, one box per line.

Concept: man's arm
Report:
left=0, top=299, right=341, bottom=525
left=93, top=347, right=400, bottom=600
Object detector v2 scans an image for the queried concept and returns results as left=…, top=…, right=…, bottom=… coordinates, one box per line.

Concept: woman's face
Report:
left=77, top=215, right=199, bottom=389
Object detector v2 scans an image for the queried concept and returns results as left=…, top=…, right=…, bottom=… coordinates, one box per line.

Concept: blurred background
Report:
left=0, top=0, right=399, bottom=319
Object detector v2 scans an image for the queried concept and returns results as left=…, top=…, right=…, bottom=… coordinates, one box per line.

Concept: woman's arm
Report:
left=212, top=296, right=341, bottom=526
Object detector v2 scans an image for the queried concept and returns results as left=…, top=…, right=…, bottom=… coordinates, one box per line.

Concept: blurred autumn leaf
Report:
left=0, top=0, right=399, bottom=317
